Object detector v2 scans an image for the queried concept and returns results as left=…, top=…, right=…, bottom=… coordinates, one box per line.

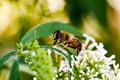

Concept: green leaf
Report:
left=9, top=60, right=21, bottom=80
left=0, top=51, right=15, bottom=67
left=21, top=22, right=85, bottom=44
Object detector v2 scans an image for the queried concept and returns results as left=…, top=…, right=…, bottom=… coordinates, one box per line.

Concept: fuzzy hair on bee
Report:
left=53, top=30, right=82, bottom=55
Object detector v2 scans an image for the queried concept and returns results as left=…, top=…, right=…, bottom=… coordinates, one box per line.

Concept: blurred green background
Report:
left=0, top=0, right=120, bottom=80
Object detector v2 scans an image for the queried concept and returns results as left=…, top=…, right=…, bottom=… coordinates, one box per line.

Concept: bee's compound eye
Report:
left=56, top=31, right=60, bottom=38
left=53, top=30, right=60, bottom=40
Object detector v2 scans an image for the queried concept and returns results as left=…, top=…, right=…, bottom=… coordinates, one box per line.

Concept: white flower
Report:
left=53, top=34, right=120, bottom=80
left=47, top=49, right=52, bottom=55
left=31, top=51, right=36, bottom=56
left=32, top=71, right=37, bottom=75
left=52, top=78, right=56, bottom=80
left=33, top=77, right=37, bottom=80
left=71, top=76, right=74, bottom=80
left=22, top=50, right=30, bottom=54
left=59, top=60, right=70, bottom=72
left=116, top=70, right=120, bottom=80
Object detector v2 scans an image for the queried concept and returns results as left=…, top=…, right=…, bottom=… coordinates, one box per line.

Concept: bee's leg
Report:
left=64, top=41, right=68, bottom=45
left=53, top=40, right=58, bottom=45
left=77, top=43, right=82, bottom=55
left=77, top=49, right=80, bottom=55
left=78, top=42, right=82, bottom=50
left=68, top=45, right=76, bottom=49
left=58, top=39, right=62, bottom=43
left=63, top=41, right=70, bottom=47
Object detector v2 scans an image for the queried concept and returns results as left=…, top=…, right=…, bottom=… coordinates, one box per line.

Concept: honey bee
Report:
left=53, top=30, right=82, bottom=55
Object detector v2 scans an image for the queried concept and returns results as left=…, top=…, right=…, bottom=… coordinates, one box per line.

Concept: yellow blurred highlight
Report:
left=81, top=15, right=109, bottom=42
left=0, top=2, right=12, bottom=35
left=47, top=0, right=65, bottom=12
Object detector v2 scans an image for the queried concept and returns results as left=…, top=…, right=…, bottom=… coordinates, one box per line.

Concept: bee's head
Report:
left=53, top=30, right=61, bottom=40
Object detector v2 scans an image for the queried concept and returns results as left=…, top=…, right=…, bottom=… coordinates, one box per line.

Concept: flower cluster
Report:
left=16, top=34, right=120, bottom=80
left=16, top=40, right=55, bottom=80
left=53, top=34, right=120, bottom=80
